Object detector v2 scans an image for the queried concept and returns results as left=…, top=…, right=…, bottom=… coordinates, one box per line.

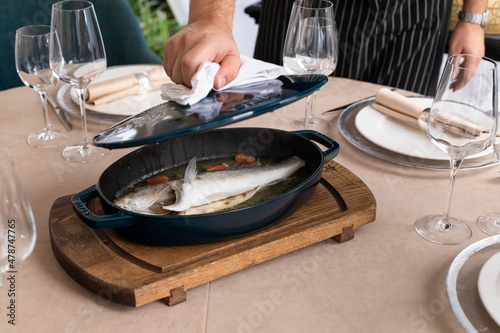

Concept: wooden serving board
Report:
left=49, top=160, right=376, bottom=307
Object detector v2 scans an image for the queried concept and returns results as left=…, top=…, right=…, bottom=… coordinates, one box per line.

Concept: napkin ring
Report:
left=135, top=72, right=151, bottom=95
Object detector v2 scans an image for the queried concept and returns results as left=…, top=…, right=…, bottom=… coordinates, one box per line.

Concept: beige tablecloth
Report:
left=1, top=77, right=498, bottom=333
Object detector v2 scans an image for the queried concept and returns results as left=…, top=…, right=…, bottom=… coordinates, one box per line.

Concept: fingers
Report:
left=214, top=52, right=241, bottom=89
left=447, top=22, right=485, bottom=91
left=449, top=54, right=461, bottom=82
left=163, top=36, right=190, bottom=86
left=449, top=55, right=466, bottom=91
left=449, top=69, right=467, bottom=92
left=163, top=22, right=240, bottom=89
left=163, top=26, right=206, bottom=88
left=461, top=55, right=480, bottom=90
left=178, top=40, right=227, bottom=87
left=449, top=54, right=481, bottom=92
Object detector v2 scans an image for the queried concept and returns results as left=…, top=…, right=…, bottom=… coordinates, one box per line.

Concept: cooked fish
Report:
left=179, top=186, right=260, bottom=215
left=113, top=156, right=305, bottom=214
left=113, top=182, right=175, bottom=212
left=163, top=156, right=305, bottom=212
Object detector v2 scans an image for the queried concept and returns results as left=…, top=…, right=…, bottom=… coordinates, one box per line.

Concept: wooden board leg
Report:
left=163, top=287, right=187, bottom=306
left=333, top=225, right=355, bottom=243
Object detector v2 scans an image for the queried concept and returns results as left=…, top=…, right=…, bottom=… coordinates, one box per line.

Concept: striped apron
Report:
left=254, top=0, right=453, bottom=95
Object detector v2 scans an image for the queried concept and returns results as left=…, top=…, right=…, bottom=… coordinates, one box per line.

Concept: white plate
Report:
left=478, top=251, right=500, bottom=327
left=354, top=97, right=490, bottom=161
left=69, top=64, right=165, bottom=116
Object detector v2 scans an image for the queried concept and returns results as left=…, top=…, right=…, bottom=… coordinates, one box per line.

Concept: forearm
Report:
left=188, top=0, right=235, bottom=31
left=462, top=0, right=488, bottom=14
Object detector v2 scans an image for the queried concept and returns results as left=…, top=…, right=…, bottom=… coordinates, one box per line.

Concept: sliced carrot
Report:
left=205, top=164, right=226, bottom=171
left=235, top=154, right=256, bottom=164
left=147, top=175, right=169, bottom=186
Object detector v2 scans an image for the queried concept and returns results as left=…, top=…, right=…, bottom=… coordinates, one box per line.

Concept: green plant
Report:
left=128, top=0, right=181, bottom=58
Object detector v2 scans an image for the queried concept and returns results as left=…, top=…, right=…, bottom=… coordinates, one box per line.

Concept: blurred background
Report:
left=129, top=0, right=259, bottom=58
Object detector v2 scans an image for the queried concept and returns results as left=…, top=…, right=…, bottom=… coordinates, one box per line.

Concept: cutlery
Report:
left=47, top=93, right=72, bottom=131
left=322, top=88, right=396, bottom=114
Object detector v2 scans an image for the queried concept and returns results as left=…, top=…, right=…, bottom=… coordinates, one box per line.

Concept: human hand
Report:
left=163, top=21, right=241, bottom=89
left=448, top=21, right=485, bottom=91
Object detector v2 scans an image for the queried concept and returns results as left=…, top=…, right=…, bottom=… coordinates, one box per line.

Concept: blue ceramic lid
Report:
left=93, top=74, right=327, bottom=149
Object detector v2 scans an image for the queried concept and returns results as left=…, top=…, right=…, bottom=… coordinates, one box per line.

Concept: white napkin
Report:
left=160, top=56, right=282, bottom=105
left=373, top=87, right=494, bottom=137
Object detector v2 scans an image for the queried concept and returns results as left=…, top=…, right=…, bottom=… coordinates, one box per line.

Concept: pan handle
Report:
left=293, top=130, right=340, bottom=162
left=72, top=185, right=136, bottom=229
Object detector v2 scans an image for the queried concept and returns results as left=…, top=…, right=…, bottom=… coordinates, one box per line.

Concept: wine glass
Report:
left=15, top=25, right=69, bottom=148
left=415, top=54, right=497, bottom=245
left=477, top=212, right=500, bottom=235
left=283, top=0, right=338, bottom=132
left=0, top=142, right=37, bottom=287
left=49, top=0, right=108, bottom=163
left=477, top=139, right=500, bottom=235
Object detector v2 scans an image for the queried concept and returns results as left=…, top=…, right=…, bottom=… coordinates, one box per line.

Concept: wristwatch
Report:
left=458, top=10, right=489, bottom=28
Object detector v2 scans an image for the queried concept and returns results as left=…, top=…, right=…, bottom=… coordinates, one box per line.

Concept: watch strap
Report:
left=458, top=10, right=489, bottom=28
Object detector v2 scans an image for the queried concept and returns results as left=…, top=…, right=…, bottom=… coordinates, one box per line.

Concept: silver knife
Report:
left=323, top=88, right=397, bottom=114
left=47, top=93, right=73, bottom=131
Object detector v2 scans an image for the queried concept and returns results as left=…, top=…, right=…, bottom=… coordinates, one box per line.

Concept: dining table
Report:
left=1, top=75, right=499, bottom=333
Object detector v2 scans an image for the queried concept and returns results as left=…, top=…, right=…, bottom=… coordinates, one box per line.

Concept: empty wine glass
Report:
left=415, top=54, right=497, bottom=245
left=283, top=0, right=338, bottom=132
left=0, top=142, right=37, bottom=286
left=15, top=25, right=69, bottom=148
left=477, top=212, right=500, bottom=236
left=50, top=0, right=108, bottom=163
left=477, top=141, right=500, bottom=235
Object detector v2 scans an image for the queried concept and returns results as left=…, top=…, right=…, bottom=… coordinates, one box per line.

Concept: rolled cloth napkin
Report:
left=372, top=87, right=492, bottom=137
left=86, top=66, right=171, bottom=105
left=160, top=55, right=282, bottom=105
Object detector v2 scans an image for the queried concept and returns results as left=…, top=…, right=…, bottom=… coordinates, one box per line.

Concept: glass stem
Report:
left=74, top=87, right=90, bottom=149
left=38, top=91, right=51, bottom=133
left=304, top=91, right=317, bottom=127
left=440, top=158, right=464, bottom=229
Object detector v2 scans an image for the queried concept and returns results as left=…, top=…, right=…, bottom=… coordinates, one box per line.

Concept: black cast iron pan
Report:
left=72, top=128, right=339, bottom=245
